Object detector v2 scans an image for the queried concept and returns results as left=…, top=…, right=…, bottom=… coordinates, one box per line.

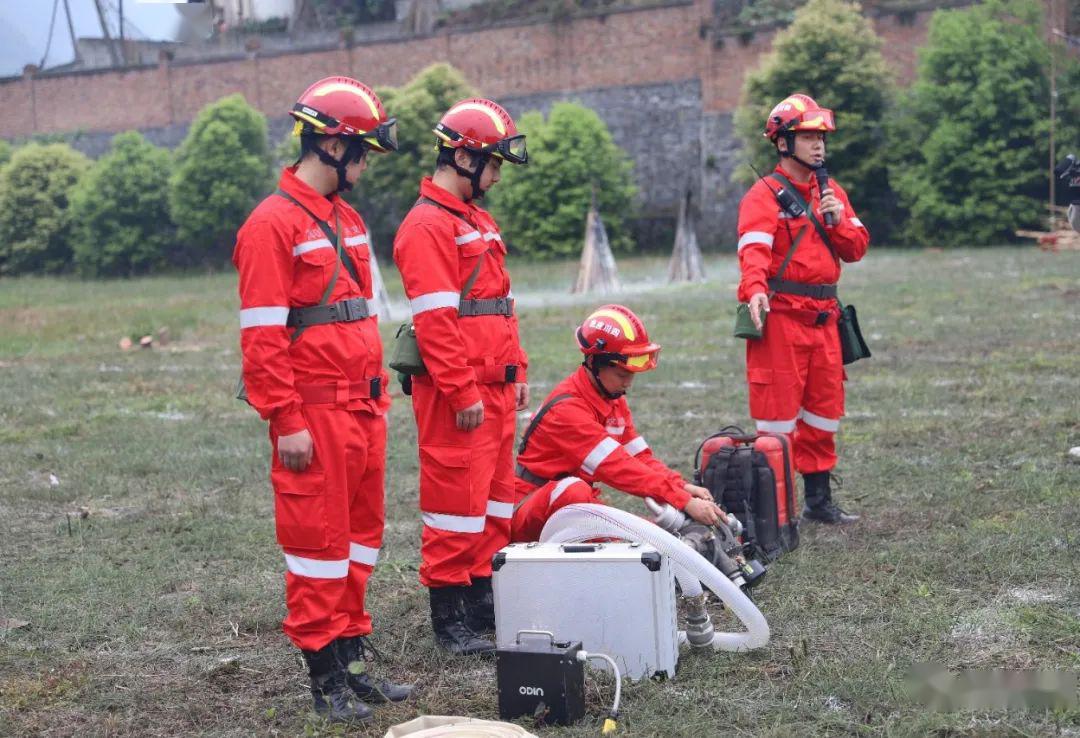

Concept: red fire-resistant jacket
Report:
left=516, top=367, right=692, bottom=510
left=233, top=167, right=390, bottom=437
left=737, top=164, right=869, bottom=306
left=393, top=177, right=528, bottom=411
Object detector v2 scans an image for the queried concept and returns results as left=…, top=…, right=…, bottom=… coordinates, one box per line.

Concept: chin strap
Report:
left=584, top=358, right=626, bottom=400
left=447, top=148, right=491, bottom=201
left=304, top=135, right=368, bottom=193
left=777, top=132, right=821, bottom=172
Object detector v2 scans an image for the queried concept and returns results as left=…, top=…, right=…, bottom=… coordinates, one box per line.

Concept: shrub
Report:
left=888, top=0, right=1056, bottom=245
left=70, top=131, right=174, bottom=276
left=0, top=143, right=89, bottom=274
left=168, top=94, right=271, bottom=264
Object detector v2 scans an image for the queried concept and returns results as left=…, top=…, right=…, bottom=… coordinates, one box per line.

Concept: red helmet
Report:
left=763, top=93, right=836, bottom=140
left=290, top=76, right=398, bottom=152
left=434, top=98, right=528, bottom=164
left=576, top=305, right=661, bottom=373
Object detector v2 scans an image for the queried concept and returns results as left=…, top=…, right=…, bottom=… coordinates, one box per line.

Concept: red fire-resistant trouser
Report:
left=747, top=307, right=844, bottom=475
left=270, top=407, right=386, bottom=652
left=511, top=477, right=601, bottom=543
left=412, top=377, right=517, bottom=588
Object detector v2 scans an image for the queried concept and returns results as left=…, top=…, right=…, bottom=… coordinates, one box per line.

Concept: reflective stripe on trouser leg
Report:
left=473, top=383, right=518, bottom=579
left=412, top=378, right=488, bottom=588
left=510, top=476, right=596, bottom=543
left=339, top=412, right=387, bottom=639
left=271, top=405, right=356, bottom=652
left=794, top=315, right=845, bottom=474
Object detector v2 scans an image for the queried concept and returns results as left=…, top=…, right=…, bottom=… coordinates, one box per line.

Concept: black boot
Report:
left=429, top=586, right=496, bottom=656
left=462, top=576, right=496, bottom=634
left=802, top=471, right=860, bottom=524
left=333, top=635, right=414, bottom=703
left=300, top=643, right=373, bottom=723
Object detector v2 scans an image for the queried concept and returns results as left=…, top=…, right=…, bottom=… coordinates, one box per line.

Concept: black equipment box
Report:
left=496, top=630, right=585, bottom=726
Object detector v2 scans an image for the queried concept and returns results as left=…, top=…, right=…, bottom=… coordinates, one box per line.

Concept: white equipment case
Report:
left=491, top=541, right=679, bottom=680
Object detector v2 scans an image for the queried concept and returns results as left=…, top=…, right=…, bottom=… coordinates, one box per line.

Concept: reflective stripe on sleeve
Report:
left=344, top=234, right=369, bottom=247
left=550, top=476, right=584, bottom=504
left=293, top=238, right=332, bottom=256
left=486, top=500, right=514, bottom=519
left=483, top=232, right=502, bottom=242
left=850, top=217, right=864, bottom=229
left=624, top=436, right=649, bottom=456
left=454, top=231, right=481, bottom=246
left=349, top=542, right=379, bottom=566
left=737, top=231, right=774, bottom=252
left=421, top=511, right=487, bottom=534
left=754, top=417, right=798, bottom=433
left=410, top=291, right=459, bottom=316
left=284, top=554, right=349, bottom=579
left=581, top=437, right=620, bottom=475
left=239, top=306, right=290, bottom=328
left=799, top=409, right=840, bottom=432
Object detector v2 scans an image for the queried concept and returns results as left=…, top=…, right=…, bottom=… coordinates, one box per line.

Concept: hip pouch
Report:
left=838, top=303, right=871, bottom=365
left=389, top=322, right=427, bottom=376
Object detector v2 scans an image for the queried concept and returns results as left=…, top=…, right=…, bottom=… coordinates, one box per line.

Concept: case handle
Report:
left=515, top=629, right=556, bottom=645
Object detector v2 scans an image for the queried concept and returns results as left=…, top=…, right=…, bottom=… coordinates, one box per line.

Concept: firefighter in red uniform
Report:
left=736, top=93, right=869, bottom=524
left=512, top=305, right=726, bottom=541
left=393, top=99, right=529, bottom=655
left=234, top=77, right=411, bottom=722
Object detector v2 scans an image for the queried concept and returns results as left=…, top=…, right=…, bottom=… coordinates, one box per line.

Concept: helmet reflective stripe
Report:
left=784, top=95, right=807, bottom=112
left=446, top=102, right=508, bottom=136
left=588, top=308, right=636, bottom=340
left=311, top=81, right=381, bottom=120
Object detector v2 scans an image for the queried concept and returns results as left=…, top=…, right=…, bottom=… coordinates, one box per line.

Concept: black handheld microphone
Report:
left=814, top=165, right=836, bottom=226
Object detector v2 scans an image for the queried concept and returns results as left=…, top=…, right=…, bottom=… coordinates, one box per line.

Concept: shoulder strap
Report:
left=768, top=173, right=838, bottom=262
left=773, top=225, right=807, bottom=285
left=274, top=188, right=344, bottom=342
left=275, top=188, right=362, bottom=286
left=518, top=394, right=574, bottom=455
left=414, top=195, right=488, bottom=300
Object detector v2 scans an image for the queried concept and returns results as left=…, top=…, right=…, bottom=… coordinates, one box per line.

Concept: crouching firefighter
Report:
left=233, top=76, right=412, bottom=722
left=393, top=98, right=530, bottom=656
left=737, top=93, right=869, bottom=524
left=512, top=305, right=727, bottom=542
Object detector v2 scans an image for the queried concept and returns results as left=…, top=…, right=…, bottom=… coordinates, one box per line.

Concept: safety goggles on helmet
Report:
left=773, top=108, right=835, bottom=136
left=493, top=134, right=528, bottom=164
left=623, top=348, right=660, bottom=372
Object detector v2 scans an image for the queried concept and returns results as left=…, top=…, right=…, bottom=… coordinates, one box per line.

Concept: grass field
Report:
left=0, top=247, right=1077, bottom=737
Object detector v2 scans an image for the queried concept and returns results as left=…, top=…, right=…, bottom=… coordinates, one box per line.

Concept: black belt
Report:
left=459, top=297, right=514, bottom=317
left=514, top=463, right=552, bottom=487
left=288, top=297, right=371, bottom=328
left=767, top=278, right=837, bottom=299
